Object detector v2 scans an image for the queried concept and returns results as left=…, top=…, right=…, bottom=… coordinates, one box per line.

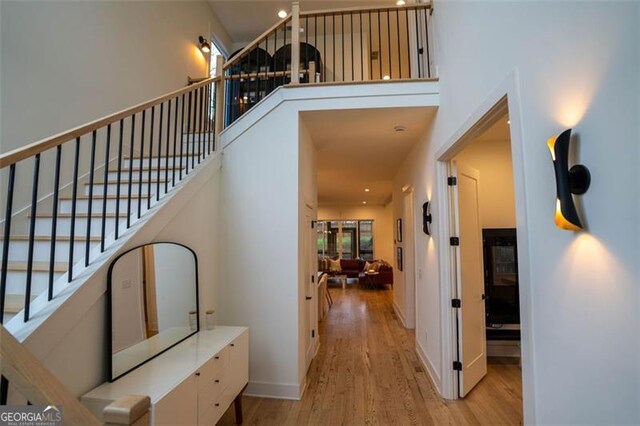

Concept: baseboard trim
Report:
left=244, top=380, right=304, bottom=400
left=415, top=340, right=442, bottom=396
left=393, top=300, right=407, bottom=328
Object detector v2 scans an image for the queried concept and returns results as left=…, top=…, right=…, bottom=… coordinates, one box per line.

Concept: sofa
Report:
left=318, top=258, right=393, bottom=287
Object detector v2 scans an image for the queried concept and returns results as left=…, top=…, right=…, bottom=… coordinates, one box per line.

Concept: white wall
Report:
left=317, top=204, right=393, bottom=263
left=454, top=138, right=516, bottom=229
left=399, top=1, right=640, bottom=423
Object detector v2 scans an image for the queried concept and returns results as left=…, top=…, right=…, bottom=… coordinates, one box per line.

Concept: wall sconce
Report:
left=198, top=36, right=211, bottom=53
left=547, top=128, right=591, bottom=231
left=422, top=201, right=432, bottom=235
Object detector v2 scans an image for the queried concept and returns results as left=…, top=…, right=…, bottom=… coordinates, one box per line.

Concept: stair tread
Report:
left=125, top=153, right=207, bottom=160
left=107, top=166, right=183, bottom=173
left=4, top=294, right=38, bottom=313
left=0, top=235, right=101, bottom=242
left=60, top=194, right=151, bottom=200
left=86, top=179, right=170, bottom=185
left=3, top=261, right=67, bottom=272
left=31, top=212, right=128, bottom=218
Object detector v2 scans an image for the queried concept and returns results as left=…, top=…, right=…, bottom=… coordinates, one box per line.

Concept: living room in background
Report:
left=317, top=220, right=374, bottom=260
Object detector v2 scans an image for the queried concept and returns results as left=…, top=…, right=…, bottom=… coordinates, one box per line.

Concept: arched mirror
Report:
left=107, top=242, right=199, bottom=381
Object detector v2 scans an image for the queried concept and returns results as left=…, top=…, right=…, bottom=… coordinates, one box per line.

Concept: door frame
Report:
left=434, top=71, right=535, bottom=424
left=402, top=185, right=417, bottom=329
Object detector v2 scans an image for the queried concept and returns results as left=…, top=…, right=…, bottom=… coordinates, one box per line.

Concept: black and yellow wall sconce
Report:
left=198, top=36, right=211, bottom=53
left=422, top=201, right=432, bottom=235
left=547, top=128, right=591, bottom=231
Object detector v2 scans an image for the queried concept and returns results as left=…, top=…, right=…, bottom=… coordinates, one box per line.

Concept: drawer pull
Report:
left=195, top=372, right=200, bottom=376
left=214, top=379, right=220, bottom=383
left=230, top=343, right=235, bottom=347
left=214, top=403, right=220, bottom=407
left=215, top=356, right=220, bottom=360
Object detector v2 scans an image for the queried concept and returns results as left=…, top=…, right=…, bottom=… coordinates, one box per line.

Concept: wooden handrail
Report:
left=222, top=16, right=292, bottom=71
left=300, top=3, right=431, bottom=18
left=0, top=76, right=220, bottom=169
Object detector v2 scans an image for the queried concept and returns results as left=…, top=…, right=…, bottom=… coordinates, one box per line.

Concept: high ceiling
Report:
left=208, top=0, right=396, bottom=43
left=302, top=107, right=436, bottom=206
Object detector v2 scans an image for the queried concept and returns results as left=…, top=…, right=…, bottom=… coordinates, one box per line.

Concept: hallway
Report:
left=220, top=286, right=522, bottom=425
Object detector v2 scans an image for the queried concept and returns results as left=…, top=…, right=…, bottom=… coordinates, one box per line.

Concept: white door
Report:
left=304, top=206, right=317, bottom=370
left=451, top=161, right=487, bottom=397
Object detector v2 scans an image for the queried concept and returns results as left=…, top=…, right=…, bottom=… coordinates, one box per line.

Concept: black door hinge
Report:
left=311, top=220, right=316, bottom=228
left=451, top=298, right=461, bottom=308
left=418, top=47, right=424, bottom=55
left=311, top=275, right=315, bottom=283
left=312, top=329, right=315, bottom=338
left=453, top=361, right=462, bottom=371
left=447, top=176, right=457, bottom=186
left=450, top=237, right=460, bottom=246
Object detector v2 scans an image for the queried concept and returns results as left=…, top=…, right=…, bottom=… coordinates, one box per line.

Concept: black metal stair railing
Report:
left=0, top=77, right=219, bottom=327
left=222, top=3, right=434, bottom=126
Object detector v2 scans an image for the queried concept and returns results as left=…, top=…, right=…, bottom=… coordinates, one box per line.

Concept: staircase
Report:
left=0, top=77, right=220, bottom=329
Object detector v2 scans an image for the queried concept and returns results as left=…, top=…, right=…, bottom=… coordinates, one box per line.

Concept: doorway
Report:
left=436, top=89, right=530, bottom=421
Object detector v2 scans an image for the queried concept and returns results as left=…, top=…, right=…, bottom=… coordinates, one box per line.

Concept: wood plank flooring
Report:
left=219, top=286, right=522, bottom=425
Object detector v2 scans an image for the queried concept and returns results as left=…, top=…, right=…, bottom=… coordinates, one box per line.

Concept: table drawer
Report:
left=198, top=370, right=226, bottom=418
left=196, top=346, right=229, bottom=390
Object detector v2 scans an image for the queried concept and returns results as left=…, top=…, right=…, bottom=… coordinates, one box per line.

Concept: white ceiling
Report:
left=302, top=107, right=436, bottom=206
left=208, top=0, right=396, bottom=44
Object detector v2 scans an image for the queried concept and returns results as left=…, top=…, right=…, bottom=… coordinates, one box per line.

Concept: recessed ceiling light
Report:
left=396, top=0, right=406, bottom=5
left=362, top=201, right=367, bottom=204
left=383, top=75, right=391, bottom=80
left=277, top=10, right=287, bottom=18
left=364, top=188, right=370, bottom=192
left=394, top=125, right=406, bottom=132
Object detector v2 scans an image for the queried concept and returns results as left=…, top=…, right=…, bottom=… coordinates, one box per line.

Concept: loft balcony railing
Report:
left=222, top=1, right=434, bottom=125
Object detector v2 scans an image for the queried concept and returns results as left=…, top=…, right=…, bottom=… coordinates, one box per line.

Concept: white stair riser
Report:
left=0, top=240, right=100, bottom=263
left=106, top=169, right=184, bottom=182
left=4, top=271, right=65, bottom=296
left=34, top=216, right=126, bottom=236
left=85, top=182, right=167, bottom=197
left=123, top=155, right=203, bottom=169
left=59, top=198, right=149, bottom=216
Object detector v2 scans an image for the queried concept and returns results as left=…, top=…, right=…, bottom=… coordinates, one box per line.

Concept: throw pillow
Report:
left=370, top=261, right=380, bottom=272
left=329, top=258, right=341, bottom=272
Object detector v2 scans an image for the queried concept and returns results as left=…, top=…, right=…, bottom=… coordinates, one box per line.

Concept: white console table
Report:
left=82, top=326, right=249, bottom=425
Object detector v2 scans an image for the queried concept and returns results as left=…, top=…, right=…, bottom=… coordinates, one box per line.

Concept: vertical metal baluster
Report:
left=49, top=146, right=62, bottom=298
left=68, top=137, right=80, bottom=281
left=115, top=121, right=124, bottom=240
left=0, top=164, right=16, bottom=322
left=377, top=12, right=382, bottom=79
left=198, top=87, right=204, bottom=164
left=415, top=8, right=421, bottom=78
left=211, top=83, right=216, bottom=152
left=165, top=99, right=171, bottom=192
left=424, top=7, right=431, bottom=78
left=157, top=103, right=164, bottom=201
left=360, top=12, right=364, bottom=81
left=387, top=10, right=392, bottom=79
left=315, top=15, right=318, bottom=82
left=101, top=125, right=111, bottom=252
left=180, top=94, right=186, bottom=179
left=323, top=15, right=327, bottom=81
left=173, top=97, right=179, bottom=183
left=186, top=91, right=192, bottom=174
left=369, top=11, right=373, bottom=80
left=283, top=23, right=287, bottom=85
left=191, top=89, right=197, bottom=170
left=24, top=154, right=40, bottom=321
left=126, top=115, right=135, bottom=228
left=147, top=107, right=155, bottom=210
left=85, top=130, right=97, bottom=265
left=332, top=14, right=336, bottom=82
left=138, top=111, right=146, bottom=218
left=305, top=16, right=309, bottom=83
left=406, top=9, right=411, bottom=77
left=396, top=10, right=402, bottom=78
left=350, top=13, right=354, bottom=81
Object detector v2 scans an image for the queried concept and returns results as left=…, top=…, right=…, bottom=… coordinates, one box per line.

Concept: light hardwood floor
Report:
left=219, top=285, right=522, bottom=425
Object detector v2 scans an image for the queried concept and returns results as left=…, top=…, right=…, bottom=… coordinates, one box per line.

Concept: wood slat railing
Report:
left=221, top=1, right=434, bottom=125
